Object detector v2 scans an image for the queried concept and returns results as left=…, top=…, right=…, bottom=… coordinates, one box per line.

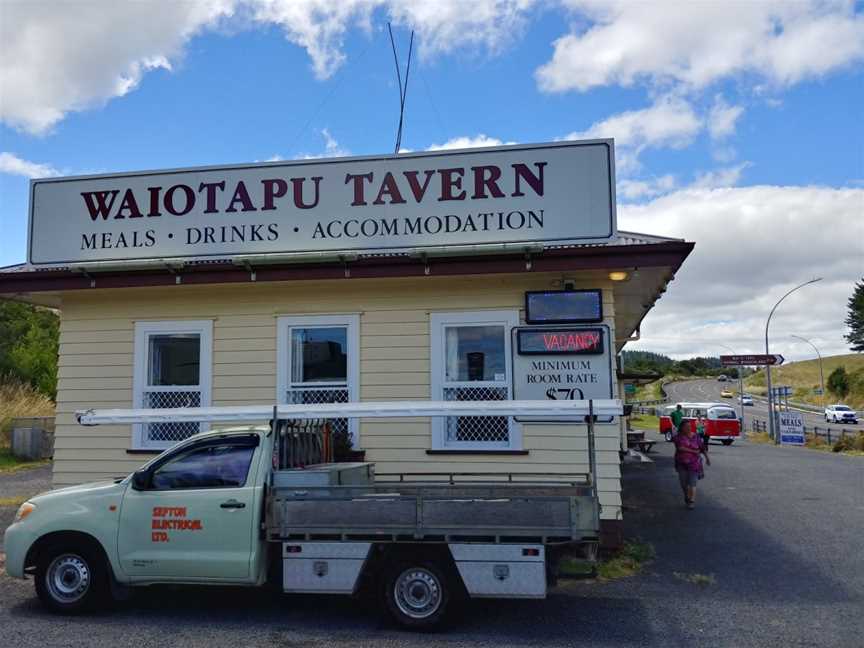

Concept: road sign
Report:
left=624, top=383, right=637, bottom=395
left=778, top=411, right=805, bottom=445
left=813, top=388, right=823, bottom=395
left=720, top=354, right=784, bottom=366
left=772, top=385, right=792, bottom=397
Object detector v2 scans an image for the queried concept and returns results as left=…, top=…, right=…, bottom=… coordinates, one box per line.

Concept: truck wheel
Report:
left=664, top=431, right=673, bottom=442
left=722, top=439, right=734, bottom=446
left=383, top=561, right=451, bottom=630
left=35, top=543, right=107, bottom=613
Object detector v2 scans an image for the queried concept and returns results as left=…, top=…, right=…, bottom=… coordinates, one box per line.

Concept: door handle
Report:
left=220, top=499, right=246, bottom=509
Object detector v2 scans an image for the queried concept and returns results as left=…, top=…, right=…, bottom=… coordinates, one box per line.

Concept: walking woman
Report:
left=674, top=421, right=710, bottom=509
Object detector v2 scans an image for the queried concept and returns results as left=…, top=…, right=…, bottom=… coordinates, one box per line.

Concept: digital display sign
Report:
left=525, top=290, right=603, bottom=324
left=516, top=328, right=604, bottom=355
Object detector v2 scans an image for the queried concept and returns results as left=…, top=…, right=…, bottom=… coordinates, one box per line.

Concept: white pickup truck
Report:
left=4, top=399, right=617, bottom=630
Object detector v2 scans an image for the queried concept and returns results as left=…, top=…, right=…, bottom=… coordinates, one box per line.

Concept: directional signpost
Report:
left=720, top=354, right=784, bottom=366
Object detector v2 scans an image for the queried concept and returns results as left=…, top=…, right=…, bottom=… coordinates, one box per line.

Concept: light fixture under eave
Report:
left=608, top=271, right=629, bottom=281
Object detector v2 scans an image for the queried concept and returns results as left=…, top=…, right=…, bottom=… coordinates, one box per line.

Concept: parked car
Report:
left=717, top=375, right=728, bottom=382
left=659, top=402, right=741, bottom=445
left=825, top=404, right=858, bottom=424
left=720, top=389, right=734, bottom=398
left=740, top=394, right=754, bottom=406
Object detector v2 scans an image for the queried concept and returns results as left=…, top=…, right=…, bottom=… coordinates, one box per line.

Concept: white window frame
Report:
left=430, top=310, right=521, bottom=450
left=132, top=320, right=213, bottom=450
left=276, top=314, right=361, bottom=448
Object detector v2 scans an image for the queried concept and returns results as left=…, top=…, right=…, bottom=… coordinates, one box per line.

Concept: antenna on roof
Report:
left=387, top=22, right=414, bottom=154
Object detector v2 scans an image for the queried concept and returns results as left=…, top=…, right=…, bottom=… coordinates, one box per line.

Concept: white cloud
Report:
left=296, top=128, right=351, bottom=159
left=427, top=134, right=516, bottom=151
left=563, top=95, right=702, bottom=174
left=690, top=162, right=751, bottom=189
left=621, top=185, right=864, bottom=359
left=1, top=0, right=539, bottom=134
left=537, top=1, right=864, bottom=94
left=0, top=0, right=236, bottom=134
left=618, top=175, right=677, bottom=201
left=708, top=95, right=744, bottom=140
left=0, top=152, right=58, bottom=178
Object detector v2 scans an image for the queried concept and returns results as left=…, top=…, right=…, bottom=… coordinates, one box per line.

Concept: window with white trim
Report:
left=431, top=311, right=520, bottom=450
left=132, top=320, right=212, bottom=450
left=277, top=315, right=360, bottom=448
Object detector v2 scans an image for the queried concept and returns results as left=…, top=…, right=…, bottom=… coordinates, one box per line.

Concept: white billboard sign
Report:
left=778, top=411, right=805, bottom=445
left=511, top=325, right=614, bottom=423
left=28, top=140, right=616, bottom=265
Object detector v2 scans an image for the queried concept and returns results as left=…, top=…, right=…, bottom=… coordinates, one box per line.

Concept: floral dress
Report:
left=674, top=433, right=705, bottom=479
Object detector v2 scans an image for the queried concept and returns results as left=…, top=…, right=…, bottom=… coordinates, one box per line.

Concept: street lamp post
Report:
left=791, top=334, right=826, bottom=408
left=766, top=278, right=823, bottom=444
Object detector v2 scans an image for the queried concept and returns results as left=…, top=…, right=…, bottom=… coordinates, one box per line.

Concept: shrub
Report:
left=0, top=378, right=55, bottom=447
left=827, top=366, right=850, bottom=399
left=832, top=433, right=864, bottom=453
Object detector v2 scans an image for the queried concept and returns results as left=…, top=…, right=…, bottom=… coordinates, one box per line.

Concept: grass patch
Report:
left=748, top=431, right=864, bottom=457
left=0, top=495, right=29, bottom=508
left=0, top=447, right=49, bottom=473
left=745, top=353, right=864, bottom=410
left=673, top=571, right=716, bottom=586
left=557, top=540, right=655, bottom=582
left=558, top=558, right=595, bottom=578
left=629, top=414, right=660, bottom=431
left=0, top=379, right=54, bottom=448
left=747, top=431, right=772, bottom=444
left=597, top=540, right=655, bottom=581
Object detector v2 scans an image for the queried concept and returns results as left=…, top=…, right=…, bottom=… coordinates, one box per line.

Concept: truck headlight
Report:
left=13, top=502, right=36, bottom=523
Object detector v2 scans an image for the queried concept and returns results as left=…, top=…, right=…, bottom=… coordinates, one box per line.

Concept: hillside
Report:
left=745, top=353, right=864, bottom=409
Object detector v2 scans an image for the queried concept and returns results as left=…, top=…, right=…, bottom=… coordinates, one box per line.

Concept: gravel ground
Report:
left=1, top=431, right=862, bottom=647
left=0, top=464, right=52, bottom=551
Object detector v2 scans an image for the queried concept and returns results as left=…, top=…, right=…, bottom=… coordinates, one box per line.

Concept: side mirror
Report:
left=131, top=469, right=152, bottom=491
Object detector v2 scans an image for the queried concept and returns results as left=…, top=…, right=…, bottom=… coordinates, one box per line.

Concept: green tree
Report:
left=827, top=366, right=850, bottom=399
left=845, top=279, right=864, bottom=352
left=0, top=299, right=59, bottom=398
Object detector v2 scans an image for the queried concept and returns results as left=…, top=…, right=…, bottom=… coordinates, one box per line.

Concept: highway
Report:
left=663, top=379, right=859, bottom=435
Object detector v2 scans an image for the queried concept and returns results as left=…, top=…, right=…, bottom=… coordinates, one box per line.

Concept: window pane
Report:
left=148, top=334, right=200, bottom=386
left=291, top=327, right=347, bottom=383
left=444, top=325, right=506, bottom=382
left=152, top=444, right=255, bottom=489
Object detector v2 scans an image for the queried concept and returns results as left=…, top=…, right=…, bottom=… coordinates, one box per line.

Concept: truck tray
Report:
left=266, top=473, right=599, bottom=544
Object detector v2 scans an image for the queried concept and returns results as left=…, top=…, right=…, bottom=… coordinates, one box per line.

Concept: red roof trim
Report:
left=0, top=242, right=694, bottom=294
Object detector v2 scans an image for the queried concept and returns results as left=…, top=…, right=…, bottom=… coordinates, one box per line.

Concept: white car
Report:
left=825, top=404, right=858, bottom=424
left=739, top=394, right=754, bottom=406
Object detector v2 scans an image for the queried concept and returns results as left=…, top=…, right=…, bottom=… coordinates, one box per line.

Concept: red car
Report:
left=659, top=402, right=741, bottom=446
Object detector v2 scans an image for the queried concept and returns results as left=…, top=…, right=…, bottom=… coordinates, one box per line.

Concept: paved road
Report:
left=665, top=379, right=858, bottom=434
left=1, top=445, right=863, bottom=647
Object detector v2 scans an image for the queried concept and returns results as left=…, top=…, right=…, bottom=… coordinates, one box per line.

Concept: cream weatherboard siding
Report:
left=54, top=272, right=623, bottom=520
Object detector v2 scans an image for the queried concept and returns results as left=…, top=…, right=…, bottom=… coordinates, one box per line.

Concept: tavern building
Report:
left=0, top=140, right=693, bottom=546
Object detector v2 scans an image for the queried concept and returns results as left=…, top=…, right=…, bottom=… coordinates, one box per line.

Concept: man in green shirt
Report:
left=670, top=404, right=685, bottom=436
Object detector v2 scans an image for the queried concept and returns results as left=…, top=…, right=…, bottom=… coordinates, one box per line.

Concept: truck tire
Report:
left=721, top=439, right=734, bottom=446
left=383, top=560, right=451, bottom=631
left=34, top=542, right=107, bottom=613
left=664, top=431, right=673, bottom=442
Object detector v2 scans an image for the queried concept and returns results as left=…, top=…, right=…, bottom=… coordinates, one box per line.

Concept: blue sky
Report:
left=1, top=1, right=862, bottom=360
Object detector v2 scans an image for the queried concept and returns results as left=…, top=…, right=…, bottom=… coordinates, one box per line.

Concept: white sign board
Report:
left=778, top=411, right=805, bottom=445
left=28, top=140, right=616, bottom=265
left=511, top=325, right=614, bottom=423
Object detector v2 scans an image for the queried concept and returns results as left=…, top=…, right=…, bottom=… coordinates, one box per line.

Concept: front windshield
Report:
left=710, top=408, right=738, bottom=419
left=834, top=406, right=851, bottom=411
